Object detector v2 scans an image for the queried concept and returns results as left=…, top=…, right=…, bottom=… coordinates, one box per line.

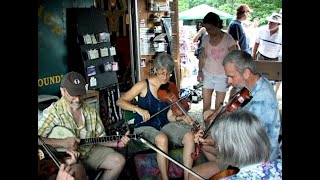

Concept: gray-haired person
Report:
left=189, top=110, right=282, bottom=179
left=117, top=52, right=198, bottom=180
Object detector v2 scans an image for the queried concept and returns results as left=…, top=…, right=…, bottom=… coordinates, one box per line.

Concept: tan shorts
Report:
left=202, top=70, right=229, bottom=92
left=82, top=145, right=115, bottom=170
left=134, top=121, right=192, bottom=146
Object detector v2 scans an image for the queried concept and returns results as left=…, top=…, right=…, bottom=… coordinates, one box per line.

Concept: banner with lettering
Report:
left=38, top=0, right=93, bottom=95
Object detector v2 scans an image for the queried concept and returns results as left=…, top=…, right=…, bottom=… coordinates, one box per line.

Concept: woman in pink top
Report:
left=197, top=12, right=237, bottom=120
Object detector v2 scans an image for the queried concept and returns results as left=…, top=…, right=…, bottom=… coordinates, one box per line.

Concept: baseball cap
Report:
left=266, top=13, right=282, bottom=24
left=61, top=71, right=87, bottom=96
left=237, top=4, right=253, bottom=13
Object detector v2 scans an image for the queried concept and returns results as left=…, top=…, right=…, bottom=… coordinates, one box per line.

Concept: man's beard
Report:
left=63, top=96, right=82, bottom=110
left=70, top=102, right=81, bottom=110
left=233, top=80, right=246, bottom=91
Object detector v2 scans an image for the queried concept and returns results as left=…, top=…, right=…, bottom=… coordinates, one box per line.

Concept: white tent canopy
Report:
left=179, top=4, right=234, bottom=20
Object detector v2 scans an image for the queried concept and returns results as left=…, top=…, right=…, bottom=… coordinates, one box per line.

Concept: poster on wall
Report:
left=38, top=0, right=94, bottom=95
left=140, top=28, right=155, bottom=55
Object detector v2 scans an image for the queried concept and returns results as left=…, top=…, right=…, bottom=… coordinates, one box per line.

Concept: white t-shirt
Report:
left=201, top=33, right=236, bottom=74
left=255, top=25, right=282, bottom=58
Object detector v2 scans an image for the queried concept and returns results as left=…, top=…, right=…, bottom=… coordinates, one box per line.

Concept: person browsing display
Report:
left=38, top=71, right=131, bottom=180
left=116, top=52, right=198, bottom=180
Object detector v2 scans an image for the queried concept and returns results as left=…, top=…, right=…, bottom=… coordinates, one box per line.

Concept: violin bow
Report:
left=38, top=136, right=61, bottom=168
left=203, top=87, right=251, bottom=138
left=151, top=96, right=187, bottom=119
left=202, top=102, right=225, bottom=138
left=139, top=137, right=205, bottom=180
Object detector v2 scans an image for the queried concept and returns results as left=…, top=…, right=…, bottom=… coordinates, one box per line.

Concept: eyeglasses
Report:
left=63, top=88, right=83, bottom=100
left=156, top=71, right=173, bottom=77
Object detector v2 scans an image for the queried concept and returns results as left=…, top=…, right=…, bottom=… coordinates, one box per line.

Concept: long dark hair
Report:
left=203, top=12, right=223, bottom=29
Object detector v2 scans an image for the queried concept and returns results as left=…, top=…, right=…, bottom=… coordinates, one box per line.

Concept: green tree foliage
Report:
left=178, top=0, right=282, bottom=25
left=178, top=0, right=189, bottom=12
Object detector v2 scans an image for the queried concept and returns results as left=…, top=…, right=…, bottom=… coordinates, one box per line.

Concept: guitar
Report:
left=48, top=126, right=138, bottom=151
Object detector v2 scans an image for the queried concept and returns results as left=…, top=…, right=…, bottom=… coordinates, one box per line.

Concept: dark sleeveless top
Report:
left=134, top=79, right=170, bottom=130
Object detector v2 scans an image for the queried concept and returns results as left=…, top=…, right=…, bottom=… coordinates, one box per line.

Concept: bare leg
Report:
left=182, top=132, right=195, bottom=180
left=215, top=91, right=226, bottom=110
left=155, top=132, right=169, bottom=180
left=202, top=88, right=214, bottom=112
left=99, top=152, right=126, bottom=180
left=188, top=161, right=221, bottom=180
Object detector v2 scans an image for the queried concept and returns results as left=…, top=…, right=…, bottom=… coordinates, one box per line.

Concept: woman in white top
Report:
left=197, top=12, right=237, bottom=116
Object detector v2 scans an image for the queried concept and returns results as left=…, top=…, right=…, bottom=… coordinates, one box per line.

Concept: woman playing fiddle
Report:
left=116, top=52, right=197, bottom=180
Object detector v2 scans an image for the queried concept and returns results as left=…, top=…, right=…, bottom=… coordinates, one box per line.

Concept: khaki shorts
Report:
left=82, top=145, right=115, bottom=170
left=134, top=121, right=192, bottom=146
left=202, top=70, right=229, bottom=92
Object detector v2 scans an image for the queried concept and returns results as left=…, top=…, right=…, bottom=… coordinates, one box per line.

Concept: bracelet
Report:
left=198, top=70, right=202, bottom=73
left=116, top=140, right=120, bottom=149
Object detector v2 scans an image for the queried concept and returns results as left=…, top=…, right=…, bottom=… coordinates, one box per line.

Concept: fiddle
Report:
left=191, top=87, right=252, bottom=160
left=225, top=87, right=251, bottom=113
left=209, top=166, right=239, bottom=180
left=157, top=82, right=190, bottom=116
left=205, top=87, right=251, bottom=123
left=38, top=136, right=68, bottom=179
left=157, top=82, right=200, bottom=131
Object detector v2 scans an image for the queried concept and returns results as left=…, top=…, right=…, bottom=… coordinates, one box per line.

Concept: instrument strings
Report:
left=38, top=137, right=61, bottom=168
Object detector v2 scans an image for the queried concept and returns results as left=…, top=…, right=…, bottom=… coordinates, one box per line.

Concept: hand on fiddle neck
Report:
left=116, top=131, right=131, bottom=148
left=62, top=150, right=80, bottom=166
left=203, top=109, right=215, bottom=122
left=194, top=129, right=204, bottom=144
left=203, top=104, right=224, bottom=126
left=194, top=130, right=215, bottom=146
left=179, top=115, right=194, bottom=125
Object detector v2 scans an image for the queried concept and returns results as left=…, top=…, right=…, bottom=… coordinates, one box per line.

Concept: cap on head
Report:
left=237, top=4, right=253, bottom=13
left=266, top=12, right=282, bottom=24
left=61, top=71, right=86, bottom=96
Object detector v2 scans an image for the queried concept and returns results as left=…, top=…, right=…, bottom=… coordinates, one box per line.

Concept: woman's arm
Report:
left=193, top=27, right=206, bottom=42
left=116, top=81, right=146, bottom=112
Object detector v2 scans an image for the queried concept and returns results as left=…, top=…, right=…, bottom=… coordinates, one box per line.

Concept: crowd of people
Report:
left=38, top=4, right=282, bottom=180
